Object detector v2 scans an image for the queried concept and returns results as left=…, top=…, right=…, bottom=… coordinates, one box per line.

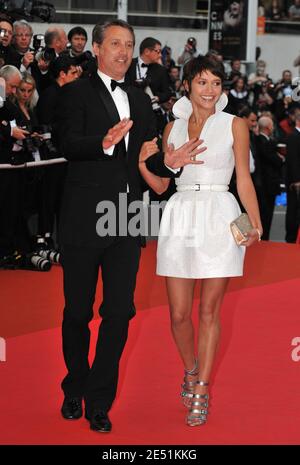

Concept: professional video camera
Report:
left=0, top=1, right=55, bottom=22
left=32, top=33, right=56, bottom=63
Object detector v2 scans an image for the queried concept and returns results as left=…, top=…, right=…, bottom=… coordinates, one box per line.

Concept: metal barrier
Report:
left=0, top=157, right=67, bottom=170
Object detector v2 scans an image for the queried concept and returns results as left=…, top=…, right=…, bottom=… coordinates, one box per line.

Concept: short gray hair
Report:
left=92, top=19, right=135, bottom=46
left=258, top=116, right=272, bottom=130
left=13, top=19, right=33, bottom=36
left=0, top=65, right=22, bottom=82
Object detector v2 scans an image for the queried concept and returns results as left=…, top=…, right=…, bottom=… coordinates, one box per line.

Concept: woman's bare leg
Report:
left=166, top=277, right=196, bottom=372
left=195, top=277, right=229, bottom=396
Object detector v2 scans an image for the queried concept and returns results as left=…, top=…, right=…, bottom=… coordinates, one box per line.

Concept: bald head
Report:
left=45, top=27, right=67, bottom=54
left=258, top=116, right=274, bottom=136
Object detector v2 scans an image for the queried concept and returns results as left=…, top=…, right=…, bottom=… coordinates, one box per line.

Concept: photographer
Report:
left=64, top=26, right=96, bottom=78
left=126, top=36, right=172, bottom=135
left=29, top=26, right=68, bottom=93
left=177, top=37, right=199, bottom=66
left=0, top=65, right=30, bottom=262
left=0, top=14, right=20, bottom=68
left=36, top=55, right=79, bottom=249
left=274, top=70, right=294, bottom=100
left=11, top=20, right=34, bottom=71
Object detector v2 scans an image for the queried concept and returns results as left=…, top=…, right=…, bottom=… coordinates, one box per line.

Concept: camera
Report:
left=32, top=34, right=56, bottom=63
left=187, top=37, right=196, bottom=53
left=19, top=123, right=58, bottom=159
left=37, top=248, right=60, bottom=264
left=73, top=50, right=93, bottom=66
left=27, top=253, right=52, bottom=271
left=134, top=76, right=151, bottom=90
left=0, top=28, right=6, bottom=38
left=36, top=124, right=57, bottom=158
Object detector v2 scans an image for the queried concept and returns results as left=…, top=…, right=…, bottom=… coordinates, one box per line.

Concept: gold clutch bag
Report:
left=230, top=213, right=253, bottom=246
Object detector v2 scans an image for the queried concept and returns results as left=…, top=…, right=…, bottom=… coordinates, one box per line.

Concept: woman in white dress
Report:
left=139, top=57, right=262, bottom=427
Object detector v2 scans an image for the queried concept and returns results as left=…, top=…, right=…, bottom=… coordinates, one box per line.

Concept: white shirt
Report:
left=98, top=70, right=130, bottom=156
left=98, top=70, right=178, bottom=175
left=136, top=57, right=148, bottom=80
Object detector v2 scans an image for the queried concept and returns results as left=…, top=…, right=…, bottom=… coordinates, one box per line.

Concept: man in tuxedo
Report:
left=58, top=19, right=205, bottom=433
left=256, top=116, right=285, bottom=240
left=285, top=113, right=300, bottom=242
left=125, top=36, right=172, bottom=135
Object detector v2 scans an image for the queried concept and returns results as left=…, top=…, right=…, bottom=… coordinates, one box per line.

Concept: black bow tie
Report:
left=110, top=80, right=128, bottom=92
left=141, top=63, right=149, bottom=68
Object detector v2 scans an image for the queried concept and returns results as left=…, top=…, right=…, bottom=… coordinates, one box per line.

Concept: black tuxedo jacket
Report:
left=0, top=100, right=20, bottom=164
left=256, top=134, right=283, bottom=196
left=57, top=72, right=179, bottom=247
left=126, top=58, right=172, bottom=104
left=286, top=129, right=300, bottom=187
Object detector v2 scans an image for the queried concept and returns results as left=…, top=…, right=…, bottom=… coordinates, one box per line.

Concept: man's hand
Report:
left=164, top=138, right=206, bottom=169
left=102, top=118, right=133, bottom=150
left=139, top=137, right=159, bottom=163
left=22, top=51, right=34, bottom=68
left=12, top=127, right=29, bottom=140
left=37, top=57, right=50, bottom=72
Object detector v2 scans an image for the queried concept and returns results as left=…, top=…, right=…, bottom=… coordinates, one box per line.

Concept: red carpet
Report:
left=0, top=241, right=300, bottom=444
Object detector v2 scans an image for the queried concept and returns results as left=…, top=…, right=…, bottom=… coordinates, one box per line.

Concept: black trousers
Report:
left=259, top=190, right=276, bottom=241
left=61, top=236, right=141, bottom=414
left=39, top=164, right=67, bottom=239
left=285, top=189, right=300, bottom=243
left=0, top=170, right=20, bottom=256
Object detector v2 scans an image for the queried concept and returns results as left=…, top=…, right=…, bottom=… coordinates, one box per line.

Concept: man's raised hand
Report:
left=102, top=118, right=133, bottom=150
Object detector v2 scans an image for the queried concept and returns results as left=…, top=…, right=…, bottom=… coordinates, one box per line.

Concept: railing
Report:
left=53, top=9, right=300, bottom=33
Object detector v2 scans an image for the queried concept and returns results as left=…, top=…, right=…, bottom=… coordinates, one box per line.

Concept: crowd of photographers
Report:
left=0, top=14, right=300, bottom=271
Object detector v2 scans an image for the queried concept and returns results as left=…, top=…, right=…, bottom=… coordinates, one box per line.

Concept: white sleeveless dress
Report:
left=156, top=94, right=246, bottom=279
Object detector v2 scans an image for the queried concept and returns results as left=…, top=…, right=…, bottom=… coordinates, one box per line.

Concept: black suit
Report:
left=126, top=58, right=172, bottom=105
left=256, top=134, right=284, bottom=240
left=36, top=82, right=66, bottom=240
left=285, top=129, right=300, bottom=242
left=57, top=72, right=178, bottom=415
left=0, top=44, right=20, bottom=68
left=0, top=101, right=22, bottom=256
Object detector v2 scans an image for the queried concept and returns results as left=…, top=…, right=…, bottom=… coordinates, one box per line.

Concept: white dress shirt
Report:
left=98, top=70, right=178, bottom=175
left=98, top=70, right=130, bottom=156
left=136, top=57, right=148, bottom=80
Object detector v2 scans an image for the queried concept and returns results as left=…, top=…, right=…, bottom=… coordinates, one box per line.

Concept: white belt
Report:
left=176, top=184, right=229, bottom=192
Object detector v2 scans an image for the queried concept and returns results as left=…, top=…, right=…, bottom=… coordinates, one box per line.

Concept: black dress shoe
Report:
left=87, top=411, right=112, bottom=433
left=61, top=397, right=83, bottom=420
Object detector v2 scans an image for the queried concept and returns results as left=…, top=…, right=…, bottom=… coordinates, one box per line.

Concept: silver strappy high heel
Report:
left=181, top=359, right=198, bottom=407
left=186, top=380, right=209, bottom=426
